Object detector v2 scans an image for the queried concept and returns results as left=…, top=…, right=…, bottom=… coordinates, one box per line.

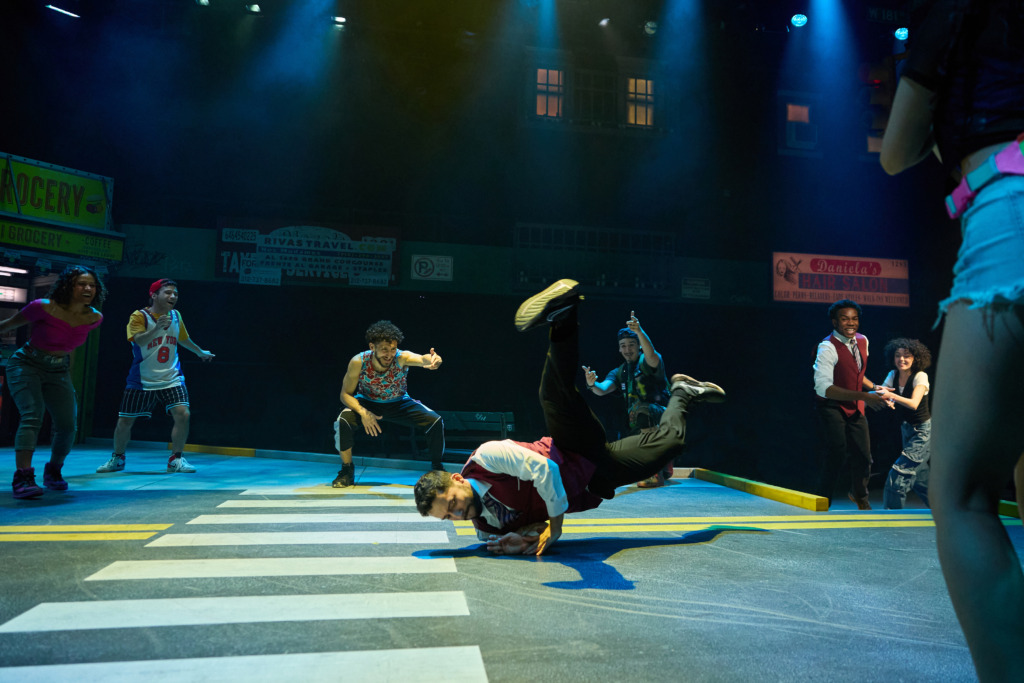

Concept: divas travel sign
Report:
left=219, top=224, right=396, bottom=287
left=773, top=252, right=909, bottom=307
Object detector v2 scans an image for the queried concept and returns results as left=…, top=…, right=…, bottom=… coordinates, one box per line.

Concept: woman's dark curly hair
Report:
left=365, top=320, right=404, bottom=345
left=46, top=264, right=107, bottom=309
left=884, top=337, right=933, bottom=374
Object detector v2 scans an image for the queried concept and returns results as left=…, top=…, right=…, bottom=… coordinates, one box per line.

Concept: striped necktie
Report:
left=849, top=339, right=862, bottom=371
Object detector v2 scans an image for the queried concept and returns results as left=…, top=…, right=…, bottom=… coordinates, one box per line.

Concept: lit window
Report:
left=787, top=103, right=810, bottom=123
left=627, top=78, right=654, bottom=127
left=536, top=69, right=564, bottom=119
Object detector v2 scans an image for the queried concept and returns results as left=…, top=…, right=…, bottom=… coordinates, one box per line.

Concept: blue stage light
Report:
left=895, top=27, right=908, bottom=40
left=791, top=14, right=808, bottom=28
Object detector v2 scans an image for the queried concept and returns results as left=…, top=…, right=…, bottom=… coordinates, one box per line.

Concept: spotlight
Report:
left=245, top=3, right=261, bottom=13
left=333, top=16, right=346, bottom=26
left=791, top=14, right=807, bottom=28
left=894, top=27, right=908, bottom=40
left=598, top=18, right=610, bottom=27
left=644, top=21, right=657, bottom=36
left=195, top=0, right=210, bottom=6
left=45, top=4, right=80, bottom=18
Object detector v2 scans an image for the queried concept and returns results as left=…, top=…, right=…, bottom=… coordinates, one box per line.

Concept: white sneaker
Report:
left=97, top=454, right=126, bottom=473
left=167, top=456, right=196, bottom=473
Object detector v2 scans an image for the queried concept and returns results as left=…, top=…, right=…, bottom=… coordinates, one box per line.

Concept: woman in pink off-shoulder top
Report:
left=0, top=265, right=105, bottom=499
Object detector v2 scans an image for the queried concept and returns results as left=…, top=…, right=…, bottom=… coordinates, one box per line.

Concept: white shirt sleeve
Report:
left=882, top=370, right=896, bottom=388
left=813, top=339, right=839, bottom=398
left=912, top=371, right=930, bottom=392
left=469, top=440, right=569, bottom=519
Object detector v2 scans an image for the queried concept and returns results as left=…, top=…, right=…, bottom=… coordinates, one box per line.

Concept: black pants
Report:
left=541, top=309, right=689, bottom=494
left=337, top=398, right=444, bottom=462
left=815, top=403, right=871, bottom=502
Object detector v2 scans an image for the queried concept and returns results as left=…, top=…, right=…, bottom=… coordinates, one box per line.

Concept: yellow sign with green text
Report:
left=0, top=154, right=112, bottom=231
left=0, top=218, right=123, bottom=262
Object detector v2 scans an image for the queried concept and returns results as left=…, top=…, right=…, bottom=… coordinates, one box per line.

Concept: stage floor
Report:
left=2, top=442, right=1015, bottom=682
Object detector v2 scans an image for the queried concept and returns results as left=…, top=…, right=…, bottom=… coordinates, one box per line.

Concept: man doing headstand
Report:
left=414, top=279, right=725, bottom=555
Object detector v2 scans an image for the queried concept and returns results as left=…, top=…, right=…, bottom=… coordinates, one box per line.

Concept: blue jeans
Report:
left=883, top=419, right=931, bottom=510
left=939, top=174, right=1024, bottom=315
left=5, top=345, right=78, bottom=464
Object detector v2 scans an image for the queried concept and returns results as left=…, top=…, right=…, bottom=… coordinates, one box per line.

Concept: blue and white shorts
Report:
left=118, top=384, right=190, bottom=419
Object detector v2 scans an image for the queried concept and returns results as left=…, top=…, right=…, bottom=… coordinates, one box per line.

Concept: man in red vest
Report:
left=414, top=279, right=726, bottom=555
left=812, top=299, right=892, bottom=509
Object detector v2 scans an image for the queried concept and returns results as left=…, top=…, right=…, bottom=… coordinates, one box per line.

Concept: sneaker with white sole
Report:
left=670, top=374, right=726, bottom=404
left=167, top=456, right=196, bottom=473
left=96, top=454, right=126, bottom=473
left=514, top=279, right=580, bottom=332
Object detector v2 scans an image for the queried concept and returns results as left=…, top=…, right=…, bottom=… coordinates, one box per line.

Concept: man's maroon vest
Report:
left=821, top=333, right=867, bottom=417
left=462, top=437, right=602, bottom=535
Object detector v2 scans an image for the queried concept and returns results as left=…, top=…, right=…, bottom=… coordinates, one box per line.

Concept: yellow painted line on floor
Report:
left=181, top=444, right=256, bottom=457
left=0, top=532, right=161, bottom=542
left=453, top=513, right=934, bottom=529
left=691, top=468, right=828, bottom=511
left=0, top=524, right=172, bottom=532
left=452, top=516, right=1021, bottom=535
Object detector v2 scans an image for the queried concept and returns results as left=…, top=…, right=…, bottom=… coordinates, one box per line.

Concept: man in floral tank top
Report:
left=332, top=320, right=445, bottom=487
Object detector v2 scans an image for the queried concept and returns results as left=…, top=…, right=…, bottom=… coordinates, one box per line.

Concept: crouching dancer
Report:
left=414, top=279, right=725, bottom=555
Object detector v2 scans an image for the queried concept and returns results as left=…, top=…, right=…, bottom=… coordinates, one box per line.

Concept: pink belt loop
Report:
left=945, top=135, right=1024, bottom=219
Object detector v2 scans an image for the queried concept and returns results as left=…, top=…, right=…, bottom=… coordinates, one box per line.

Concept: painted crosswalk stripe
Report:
left=145, top=530, right=449, bottom=546
left=239, top=486, right=413, bottom=496
left=0, top=591, right=469, bottom=633
left=218, top=499, right=413, bottom=508
left=187, top=513, right=436, bottom=525
left=85, top=557, right=458, bottom=581
left=0, top=646, right=488, bottom=683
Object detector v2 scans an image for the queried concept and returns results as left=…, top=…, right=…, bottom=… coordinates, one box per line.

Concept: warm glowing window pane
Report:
left=535, top=68, right=563, bottom=118
left=626, top=78, right=654, bottom=127
left=787, top=104, right=810, bottom=123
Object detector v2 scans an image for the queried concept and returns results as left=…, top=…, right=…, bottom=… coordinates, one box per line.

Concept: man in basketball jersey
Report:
left=96, top=279, right=215, bottom=474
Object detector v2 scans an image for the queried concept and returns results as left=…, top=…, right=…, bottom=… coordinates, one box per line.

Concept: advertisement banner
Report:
left=0, top=153, right=113, bottom=231
left=0, top=217, right=124, bottom=262
left=773, top=251, right=909, bottom=307
left=218, top=223, right=396, bottom=287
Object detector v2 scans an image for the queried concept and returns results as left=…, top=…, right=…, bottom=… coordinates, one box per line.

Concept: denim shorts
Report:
left=938, top=174, right=1024, bottom=315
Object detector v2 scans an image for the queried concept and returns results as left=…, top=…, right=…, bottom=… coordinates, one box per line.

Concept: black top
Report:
left=902, top=0, right=1024, bottom=172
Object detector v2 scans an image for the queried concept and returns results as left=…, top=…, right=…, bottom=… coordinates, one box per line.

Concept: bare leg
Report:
left=931, top=304, right=1024, bottom=681
left=169, top=406, right=190, bottom=453
left=113, top=416, right=136, bottom=454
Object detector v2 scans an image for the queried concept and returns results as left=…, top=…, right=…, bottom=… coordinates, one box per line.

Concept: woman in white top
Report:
left=880, top=338, right=932, bottom=510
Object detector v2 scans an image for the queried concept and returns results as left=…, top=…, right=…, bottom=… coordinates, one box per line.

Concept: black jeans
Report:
left=815, top=403, right=871, bottom=502
left=337, top=398, right=444, bottom=462
left=541, top=310, right=688, bottom=494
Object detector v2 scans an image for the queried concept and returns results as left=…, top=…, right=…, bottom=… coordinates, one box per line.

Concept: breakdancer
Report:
left=414, top=279, right=725, bottom=555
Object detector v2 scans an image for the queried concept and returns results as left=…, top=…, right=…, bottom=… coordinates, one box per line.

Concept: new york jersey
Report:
left=125, top=309, right=191, bottom=390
